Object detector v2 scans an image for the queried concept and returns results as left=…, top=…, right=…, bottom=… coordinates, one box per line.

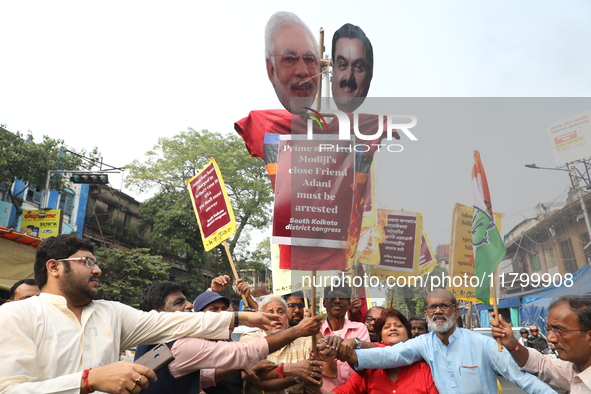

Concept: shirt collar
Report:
left=430, top=325, right=460, bottom=346
left=321, top=318, right=356, bottom=335
left=40, top=292, right=69, bottom=307
left=575, top=363, right=591, bottom=389
left=40, top=292, right=95, bottom=325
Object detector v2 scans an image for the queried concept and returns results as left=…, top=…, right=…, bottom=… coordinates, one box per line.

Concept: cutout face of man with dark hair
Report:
left=331, top=24, right=373, bottom=112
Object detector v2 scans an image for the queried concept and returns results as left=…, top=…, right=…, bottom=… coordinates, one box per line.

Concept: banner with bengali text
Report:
left=370, top=210, right=422, bottom=280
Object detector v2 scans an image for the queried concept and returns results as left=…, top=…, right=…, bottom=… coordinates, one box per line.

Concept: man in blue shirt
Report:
left=346, top=289, right=555, bottom=394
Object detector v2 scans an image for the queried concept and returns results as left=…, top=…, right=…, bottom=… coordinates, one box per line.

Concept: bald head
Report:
left=426, top=289, right=457, bottom=304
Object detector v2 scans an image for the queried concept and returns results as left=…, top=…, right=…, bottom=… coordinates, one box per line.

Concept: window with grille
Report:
left=560, top=239, right=578, bottom=273
left=529, top=252, right=542, bottom=273
left=25, top=184, right=43, bottom=206
left=0, top=182, right=10, bottom=203
left=59, top=189, right=75, bottom=216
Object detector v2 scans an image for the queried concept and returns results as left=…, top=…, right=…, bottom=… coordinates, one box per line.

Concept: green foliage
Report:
left=387, top=266, right=449, bottom=317
left=240, top=236, right=271, bottom=271
left=0, top=125, right=100, bottom=227
left=138, top=190, right=205, bottom=262
left=125, top=129, right=273, bottom=255
left=95, top=247, right=171, bottom=307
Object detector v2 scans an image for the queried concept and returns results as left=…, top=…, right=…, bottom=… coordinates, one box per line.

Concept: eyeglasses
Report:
left=271, top=53, right=319, bottom=68
left=544, top=326, right=591, bottom=337
left=287, top=302, right=305, bottom=309
left=425, top=303, right=456, bottom=313
left=364, top=316, right=378, bottom=323
left=57, top=257, right=98, bottom=269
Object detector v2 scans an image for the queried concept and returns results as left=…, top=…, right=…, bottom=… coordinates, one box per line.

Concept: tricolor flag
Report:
left=472, top=151, right=506, bottom=302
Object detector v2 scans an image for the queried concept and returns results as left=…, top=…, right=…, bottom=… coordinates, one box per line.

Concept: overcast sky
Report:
left=1, top=1, right=590, bottom=247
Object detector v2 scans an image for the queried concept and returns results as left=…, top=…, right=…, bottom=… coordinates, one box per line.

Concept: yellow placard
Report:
left=20, top=209, right=62, bottom=239
left=447, top=203, right=502, bottom=300
left=419, top=230, right=438, bottom=276
left=186, top=158, right=236, bottom=251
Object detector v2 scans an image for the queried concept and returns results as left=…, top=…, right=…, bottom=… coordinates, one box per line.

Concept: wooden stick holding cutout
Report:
left=491, top=275, right=502, bottom=352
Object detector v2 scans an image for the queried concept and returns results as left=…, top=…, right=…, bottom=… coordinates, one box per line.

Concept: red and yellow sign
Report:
left=186, top=158, right=236, bottom=251
left=20, top=209, right=62, bottom=239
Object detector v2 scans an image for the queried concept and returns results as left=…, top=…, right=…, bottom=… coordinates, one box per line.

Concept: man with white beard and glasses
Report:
left=337, top=289, right=556, bottom=394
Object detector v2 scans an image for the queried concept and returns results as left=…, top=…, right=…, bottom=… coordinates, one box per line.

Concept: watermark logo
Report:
left=304, top=108, right=418, bottom=142
left=303, top=107, right=418, bottom=153
left=303, top=107, right=328, bottom=131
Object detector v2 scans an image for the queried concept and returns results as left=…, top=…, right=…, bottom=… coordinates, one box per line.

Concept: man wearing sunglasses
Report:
left=344, top=288, right=555, bottom=393
left=0, top=235, right=278, bottom=394
left=492, top=295, right=591, bottom=393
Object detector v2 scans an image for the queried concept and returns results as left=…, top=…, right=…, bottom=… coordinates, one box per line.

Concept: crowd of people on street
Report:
left=2, top=234, right=591, bottom=393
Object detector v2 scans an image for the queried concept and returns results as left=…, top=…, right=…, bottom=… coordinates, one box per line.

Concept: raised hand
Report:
left=210, top=275, right=231, bottom=293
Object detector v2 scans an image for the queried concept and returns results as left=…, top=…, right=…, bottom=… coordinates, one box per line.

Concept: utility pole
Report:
left=525, top=162, right=591, bottom=249
left=570, top=165, right=591, bottom=250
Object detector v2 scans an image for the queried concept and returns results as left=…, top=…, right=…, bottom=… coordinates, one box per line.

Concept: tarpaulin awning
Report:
left=519, top=264, right=591, bottom=335
left=0, top=226, right=39, bottom=291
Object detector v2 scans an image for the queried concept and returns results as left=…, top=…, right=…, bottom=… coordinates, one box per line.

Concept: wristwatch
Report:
left=353, top=337, right=363, bottom=349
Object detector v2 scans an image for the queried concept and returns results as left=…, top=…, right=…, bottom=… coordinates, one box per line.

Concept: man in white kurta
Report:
left=0, top=235, right=274, bottom=394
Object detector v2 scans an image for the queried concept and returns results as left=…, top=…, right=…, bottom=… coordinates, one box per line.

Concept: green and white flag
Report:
left=472, top=150, right=506, bottom=303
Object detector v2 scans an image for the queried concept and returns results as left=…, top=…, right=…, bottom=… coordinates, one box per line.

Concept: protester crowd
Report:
left=3, top=234, right=591, bottom=394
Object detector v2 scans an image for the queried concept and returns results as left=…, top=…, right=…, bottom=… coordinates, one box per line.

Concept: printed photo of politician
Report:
left=331, top=23, right=374, bottom=113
